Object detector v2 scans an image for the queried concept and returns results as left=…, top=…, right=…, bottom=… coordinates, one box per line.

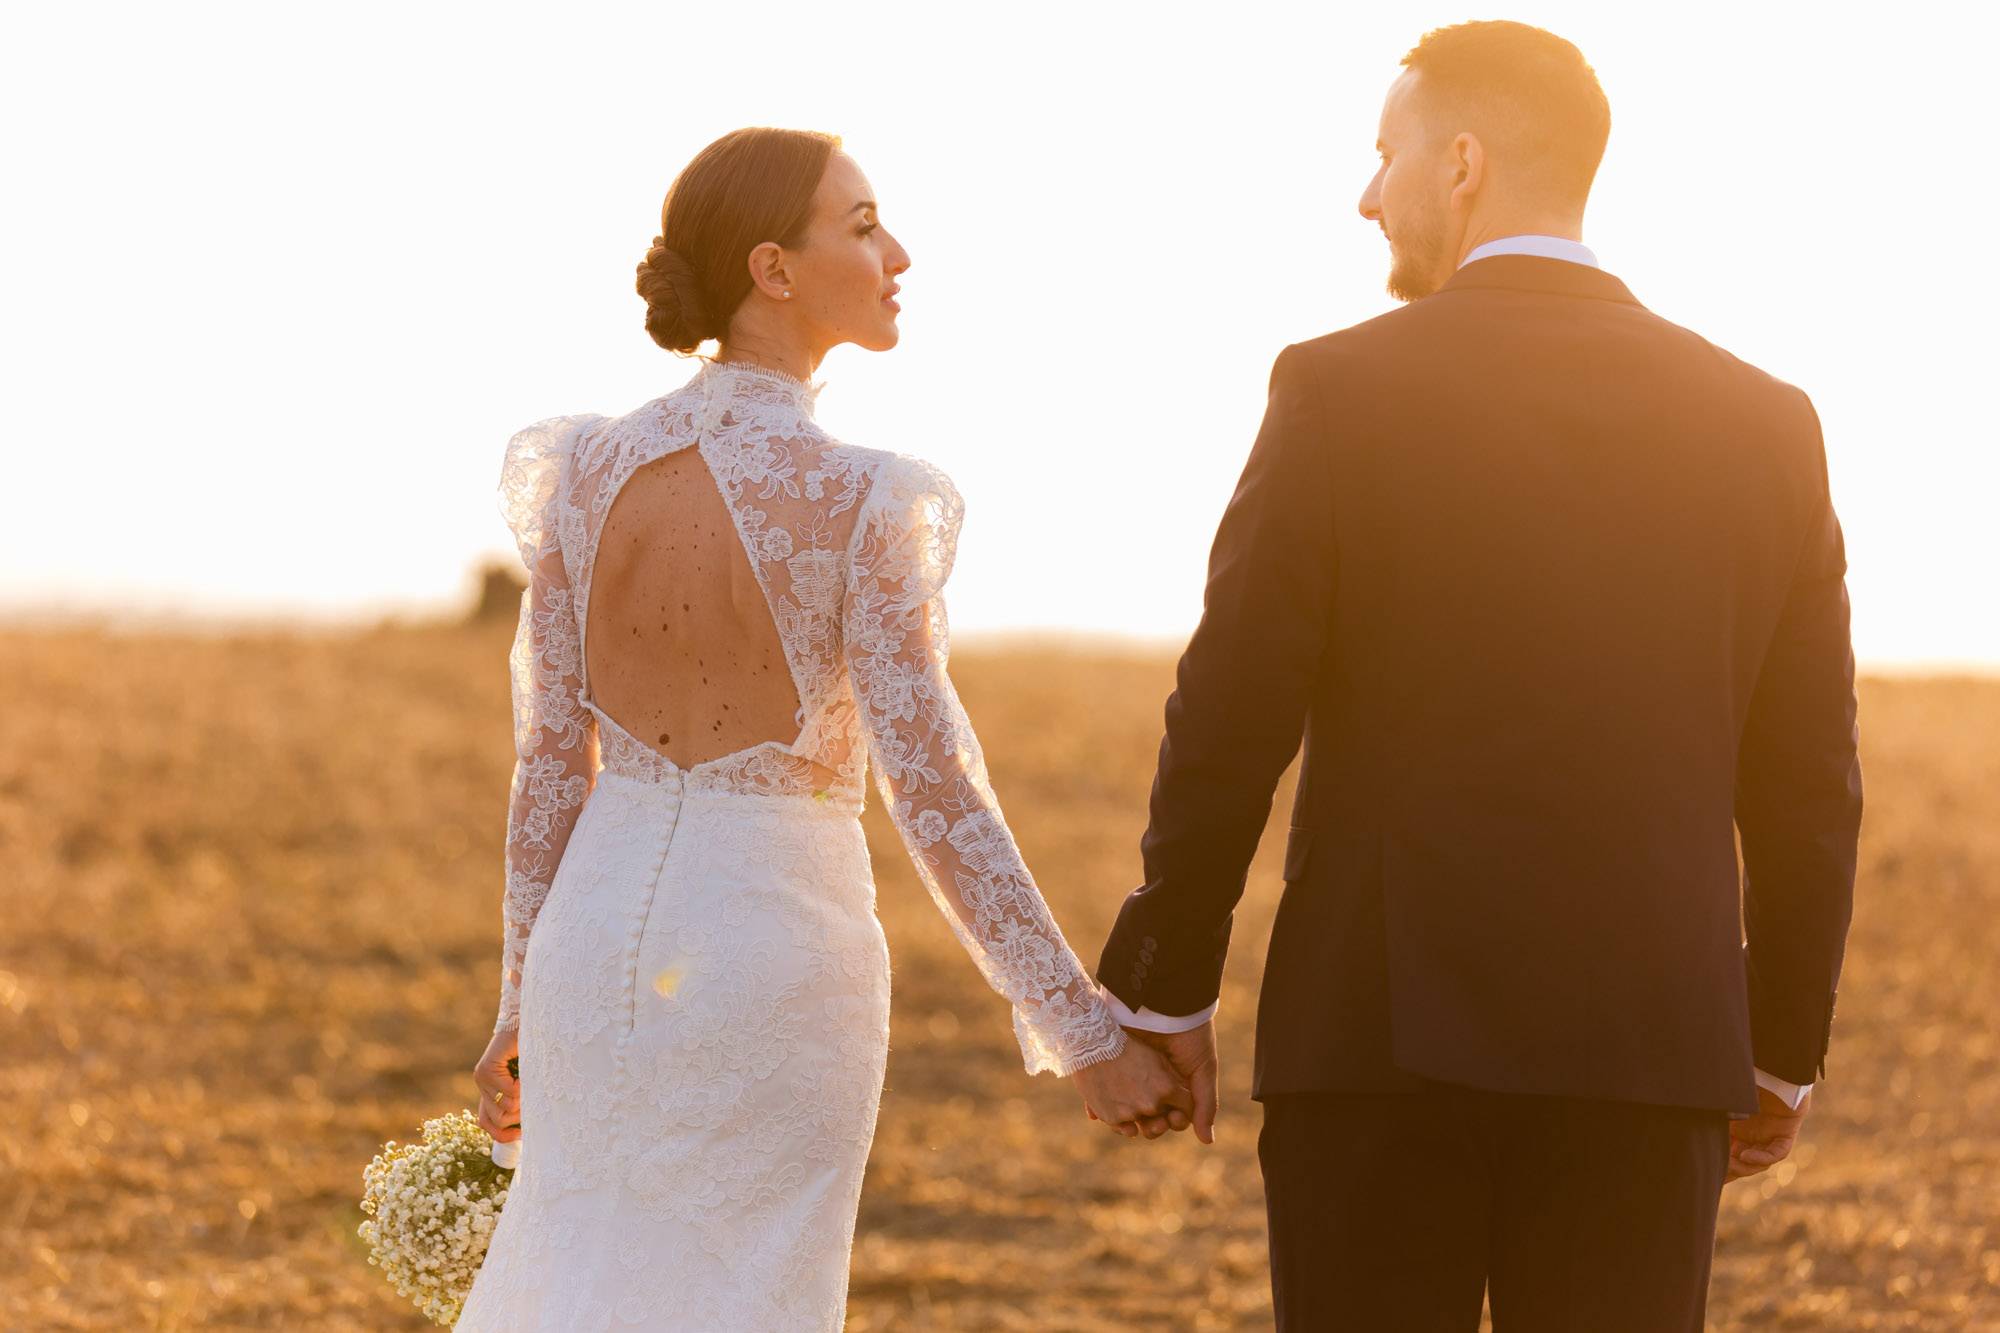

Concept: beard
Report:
left=1384, top=196, right=1450, bottom=303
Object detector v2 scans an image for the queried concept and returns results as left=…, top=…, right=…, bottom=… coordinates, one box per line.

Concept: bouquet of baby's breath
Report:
left=359, top=1108, right=514, bottom=1326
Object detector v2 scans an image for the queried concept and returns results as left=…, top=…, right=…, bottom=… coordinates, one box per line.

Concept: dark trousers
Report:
left=1259, top=1087, right=1729, bottom=1332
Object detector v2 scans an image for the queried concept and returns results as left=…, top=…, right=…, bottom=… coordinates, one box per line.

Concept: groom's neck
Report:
left=1452, top=207, right=1589, bottom=269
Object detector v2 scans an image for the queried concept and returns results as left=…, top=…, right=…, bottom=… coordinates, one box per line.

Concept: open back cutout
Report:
left=584, top=448, right=811, bottom=772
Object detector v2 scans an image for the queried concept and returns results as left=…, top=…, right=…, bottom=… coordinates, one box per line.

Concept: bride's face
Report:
left=783, top=153, right=911, bottom=353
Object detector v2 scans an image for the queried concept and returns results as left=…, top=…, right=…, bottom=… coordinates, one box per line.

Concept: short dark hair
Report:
left=1401, top=21, right=1611, bottom=206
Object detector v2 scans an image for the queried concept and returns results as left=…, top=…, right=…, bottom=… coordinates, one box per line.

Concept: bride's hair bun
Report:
left=638, top=127, right=842, bottom=356
left=636, top=239, right=713, bottom=353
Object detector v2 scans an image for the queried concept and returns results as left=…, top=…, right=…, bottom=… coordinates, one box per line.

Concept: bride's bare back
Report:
left=586, top=449, right=801, bottom=769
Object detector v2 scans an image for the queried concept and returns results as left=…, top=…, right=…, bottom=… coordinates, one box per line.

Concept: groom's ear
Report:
left=1448, top=132, right=1487, bottom=211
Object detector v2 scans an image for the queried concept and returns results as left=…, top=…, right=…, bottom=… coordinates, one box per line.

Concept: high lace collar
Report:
left=691, top=357, right=822, bottom=417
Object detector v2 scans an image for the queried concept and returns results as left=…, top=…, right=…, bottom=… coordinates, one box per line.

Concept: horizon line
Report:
left=1, top=604, right=1992, bottom=679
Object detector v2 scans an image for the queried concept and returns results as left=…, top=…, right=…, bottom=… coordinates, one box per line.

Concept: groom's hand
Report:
left=1125, top=1022, right=1219, bottom=1145
left=1727, top=1084, right=1811, bottom=1181
left=1073, top=1038, right=1194, bottom=1139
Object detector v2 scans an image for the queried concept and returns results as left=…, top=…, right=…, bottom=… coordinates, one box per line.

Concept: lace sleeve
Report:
left=843, top=458, right=1127, bottom=1076
left=495, top=416, right=603, bottom=1033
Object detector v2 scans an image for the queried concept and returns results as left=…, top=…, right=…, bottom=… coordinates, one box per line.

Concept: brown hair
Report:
left=1401, top=21, right=1611, bottom=205
left=635, top=127, right=843, bottom=353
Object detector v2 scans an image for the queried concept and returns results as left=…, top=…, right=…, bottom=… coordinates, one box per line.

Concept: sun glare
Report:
left=1, top=1, right=1992, bottom=668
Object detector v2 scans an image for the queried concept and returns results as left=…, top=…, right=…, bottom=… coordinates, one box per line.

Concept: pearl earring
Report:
left=782, top=291, right=791, bottom=299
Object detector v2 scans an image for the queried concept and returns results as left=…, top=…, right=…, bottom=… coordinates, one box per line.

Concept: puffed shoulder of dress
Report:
left=848, top=452, right=966, bottom=607
left=496, top=414, right=607, bottom=564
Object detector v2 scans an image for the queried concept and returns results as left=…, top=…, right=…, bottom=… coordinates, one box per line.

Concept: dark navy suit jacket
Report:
left=1096, top=256, right=1861, bottom=1114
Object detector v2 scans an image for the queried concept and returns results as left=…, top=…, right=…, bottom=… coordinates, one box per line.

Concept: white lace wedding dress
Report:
left=454, top=360, right=1127, bottom=1332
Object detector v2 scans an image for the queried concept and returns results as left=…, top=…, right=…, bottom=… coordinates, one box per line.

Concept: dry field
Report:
left=0, top=622, right=1995, bottom=1331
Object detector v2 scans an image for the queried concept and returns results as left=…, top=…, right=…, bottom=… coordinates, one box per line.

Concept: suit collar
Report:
left=1437, top=254, right=1643, bottom=307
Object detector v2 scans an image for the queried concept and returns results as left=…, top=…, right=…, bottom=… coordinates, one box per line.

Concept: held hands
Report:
left=1728, top=1084, right=1811, bottom=1181
left=1073, top=1035, right=1193, bottom=1139
left=473, top=1027, right=522, bottom=1144
left=1125, top=1022, right=1219, bottom=1145
left=1072, top=1020, right=1219, bottom=1144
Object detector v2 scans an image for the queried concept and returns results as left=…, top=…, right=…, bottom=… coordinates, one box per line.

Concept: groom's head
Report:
left=1361, top=21, right=1611, bottom=302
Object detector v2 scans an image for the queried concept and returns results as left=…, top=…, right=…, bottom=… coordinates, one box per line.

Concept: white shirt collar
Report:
left=1461, top=235, right=1600, bottom=269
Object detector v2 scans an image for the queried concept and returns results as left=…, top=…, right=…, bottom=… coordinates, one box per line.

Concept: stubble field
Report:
left=0, top=622, right=1995, bottom=1331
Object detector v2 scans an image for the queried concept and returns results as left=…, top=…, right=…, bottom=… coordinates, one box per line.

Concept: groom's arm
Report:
left=1097, top=344, right=1334, bottom=1018
left=1735, top=395, right=1862, bottom=1089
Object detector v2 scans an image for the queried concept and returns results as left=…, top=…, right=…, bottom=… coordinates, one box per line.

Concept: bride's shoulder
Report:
left=498, top=412, right=611, bottom=543
left=841, top=451, right=966, bottom=570
left=503, top=411, right=611, bottom=459
left=835, top=451, right=964, bottom=597
left=517, top=379, right=702, bottom=464
left=823, top=446, right=961, bottom=517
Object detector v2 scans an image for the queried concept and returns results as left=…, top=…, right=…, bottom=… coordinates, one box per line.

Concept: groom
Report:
left=1094, top=20, right=1861, bottom=1331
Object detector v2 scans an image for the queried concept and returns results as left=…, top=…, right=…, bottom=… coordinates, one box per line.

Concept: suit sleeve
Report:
left=1736, top=395, right=1862, bottom=1086
left=1096, top=344, right=1335, bottom=1016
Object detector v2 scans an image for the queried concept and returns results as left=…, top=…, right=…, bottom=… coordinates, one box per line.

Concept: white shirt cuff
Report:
left=1754, top=1067, right=1811, bottom=1110
left=1098, top=984, right=1217, bottom=1033
left=1106, top=986, right=1809, bottom=1106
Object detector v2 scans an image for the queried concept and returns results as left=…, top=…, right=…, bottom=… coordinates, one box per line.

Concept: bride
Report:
left=455, top=127, right=1190, bottom=1331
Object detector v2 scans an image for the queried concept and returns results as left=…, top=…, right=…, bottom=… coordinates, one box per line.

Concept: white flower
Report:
left=358, top=1110, right=513, bottom=1327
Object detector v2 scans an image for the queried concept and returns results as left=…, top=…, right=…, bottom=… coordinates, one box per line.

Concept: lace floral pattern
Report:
left=494, top=360, right=1125, bottom=1074
left=460, top=775, right=886, bottom=1330
left=843, top=456, right=1129, bottom=1074
left=497, top=417, right=604, bottom=1031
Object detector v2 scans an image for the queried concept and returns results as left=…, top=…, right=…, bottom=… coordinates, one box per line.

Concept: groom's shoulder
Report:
left=1657, top=313, right=1815, bottom=400
left=1289, top=295, right=1454, bottom=358
left=1274, top=302, right=1436, bottom=386
left=1282, top=296, right=1818, bottom=423
left=1638, top=311, right=1824, bottom=441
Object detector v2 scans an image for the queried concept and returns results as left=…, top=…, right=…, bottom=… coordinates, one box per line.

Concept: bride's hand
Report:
left=474, top=1027, right=522, bottom=1143
left=1072, top=1037, right=1193, bottom=1140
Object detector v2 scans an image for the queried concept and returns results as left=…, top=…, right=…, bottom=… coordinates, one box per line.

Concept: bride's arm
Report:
left=496, top=538, right=598, bottom=1033
left=494, top=418, right=603, bottom=1036
left=843, top=458, right=1132, bottom=1078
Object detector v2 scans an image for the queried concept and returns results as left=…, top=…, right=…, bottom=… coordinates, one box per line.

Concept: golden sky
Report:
left=3, top=1, right=1992, bottom=667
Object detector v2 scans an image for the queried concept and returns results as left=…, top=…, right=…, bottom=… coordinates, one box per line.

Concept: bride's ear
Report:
left=746, top=241, right=794, bottom=302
